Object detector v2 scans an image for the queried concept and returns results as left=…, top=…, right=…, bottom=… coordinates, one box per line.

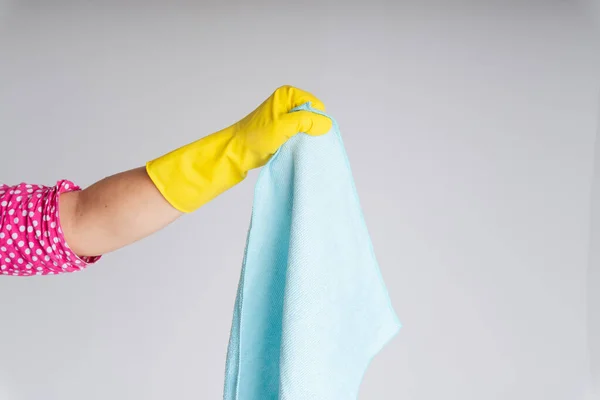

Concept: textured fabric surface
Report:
left=224, top=104, right=401, bottom=399
left=0, top=180, right=101, bottom=276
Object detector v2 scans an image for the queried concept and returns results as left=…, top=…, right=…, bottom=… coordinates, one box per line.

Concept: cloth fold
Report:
left=224, top=104, right=401, bottom=400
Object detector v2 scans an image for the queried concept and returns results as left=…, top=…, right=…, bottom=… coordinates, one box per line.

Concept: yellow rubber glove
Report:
left=146, top=86, right=333, bottom=213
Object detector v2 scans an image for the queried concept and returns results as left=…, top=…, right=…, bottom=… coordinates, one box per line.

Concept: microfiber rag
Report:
left=224, top=104, right=401, bottom=400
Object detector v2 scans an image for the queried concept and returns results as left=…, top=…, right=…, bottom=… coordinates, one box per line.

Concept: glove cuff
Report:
left=146, top=129, right=247, bottom=213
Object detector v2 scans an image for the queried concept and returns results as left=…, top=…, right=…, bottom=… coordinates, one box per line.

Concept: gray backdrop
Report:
left=587, top=0, right=600, bottom=399
left=1, top=1, right=599, bottom=399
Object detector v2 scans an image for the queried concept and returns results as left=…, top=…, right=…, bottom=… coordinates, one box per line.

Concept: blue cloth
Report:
left=224, top=104, right=401, bottom=400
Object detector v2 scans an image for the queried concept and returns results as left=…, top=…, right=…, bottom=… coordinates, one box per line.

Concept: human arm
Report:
left=0, top=86, right=331, bottom=276
left=63, top=85, right=331, bottom=256
left=59, top=166, right=182, bottom=258
left=0, top=173, right=180, bottom=276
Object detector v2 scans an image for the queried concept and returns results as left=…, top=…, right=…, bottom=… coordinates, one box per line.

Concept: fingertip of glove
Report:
left=303, top=112, right=333, bottom=136
left=280, top=109, right=332, bottom=137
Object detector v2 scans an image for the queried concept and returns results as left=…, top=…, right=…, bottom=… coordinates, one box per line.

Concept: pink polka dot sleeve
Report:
left=0, top=180, right=101, bottom=276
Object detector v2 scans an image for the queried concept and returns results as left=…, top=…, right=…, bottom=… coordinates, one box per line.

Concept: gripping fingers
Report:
left=279, top=110, right=332, bottom=137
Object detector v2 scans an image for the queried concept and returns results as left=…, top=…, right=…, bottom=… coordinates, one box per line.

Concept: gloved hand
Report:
left=146, top=86, right=332, bottom=213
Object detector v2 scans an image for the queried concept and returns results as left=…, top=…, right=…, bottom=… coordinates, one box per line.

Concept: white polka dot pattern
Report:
left=0, top=180, right=101, bottom=276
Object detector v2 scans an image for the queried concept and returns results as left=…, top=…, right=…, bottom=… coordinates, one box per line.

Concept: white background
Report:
left=1, top=1, right=600, bottom=399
